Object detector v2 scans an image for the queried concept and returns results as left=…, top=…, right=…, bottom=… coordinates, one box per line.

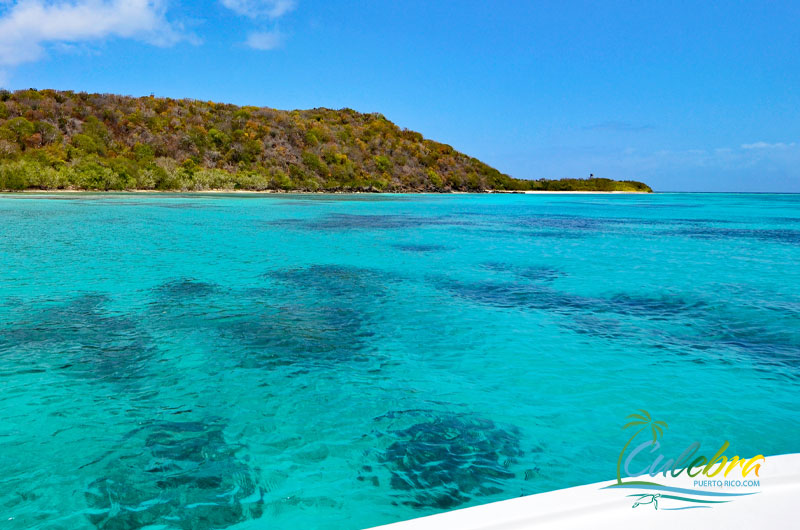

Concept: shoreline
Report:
left=2, top=189, right=652, bottom=195
left=486, top=190, right=649, bottom=194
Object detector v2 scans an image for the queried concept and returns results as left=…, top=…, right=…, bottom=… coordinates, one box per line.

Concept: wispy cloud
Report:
left=219, top=1, right=296, bottom=51
left=0, top=0, right=300, bottom=82
left=487, top=138, right=800, bottom=191
left=245, top=29, right=283, bottom=50
left=220, top=0, right=296, bottom=19
left=583, top=121, right=655, bottom=132
left=0, top=0, right=193, bottom=68
left=741, top=141, right=797, bottom=150
left=570, top=141, right=799, bottom=179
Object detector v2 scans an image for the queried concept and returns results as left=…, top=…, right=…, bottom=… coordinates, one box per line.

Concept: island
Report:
left=0, top=89, right=651, bottom=193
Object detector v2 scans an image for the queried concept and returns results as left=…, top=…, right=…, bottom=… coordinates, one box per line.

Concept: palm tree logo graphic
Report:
left=615, top=409, right=668, bottom=485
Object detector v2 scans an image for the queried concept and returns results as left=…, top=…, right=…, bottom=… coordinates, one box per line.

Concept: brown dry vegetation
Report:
left=0, top=89, right=651, bottom=192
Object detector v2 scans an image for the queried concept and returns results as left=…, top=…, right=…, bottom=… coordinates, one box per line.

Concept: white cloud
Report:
left=741, top=141, right=796, bottom=150
left=0, top=0, right=299, bottom=75
left=220, top=0, right=295, bottom=19
left=245, top=29, right=283, bottom=50
left=221, top=2, right=295, bottom=51
left=0, top=0, right=191, bottom=67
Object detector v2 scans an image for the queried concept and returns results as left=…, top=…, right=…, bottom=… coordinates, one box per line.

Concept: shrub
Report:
left=426, top=168, right=443, bottom=188
left=0, top=160, right=32, bottom=189
left=133, top=143, right=155, bottom=162
left=373, top=155, right=392, bottom=173
left=34, top=122, right=60, bottom=145
left=1, top=117, right=36, bottom=148
left=71, top=134, right=105, bottom=155
left=304, top=130, right=320, bottom=146
left=208, top=128, right=230, bottom=149
left=0, top=89, right=651, bottom=192
left=71, top=160, right=119, bottom=190
left=81, top=116, right=110, bottom=146
left=301, top=151, right=327, bottom=175
left=0, top=139, right=20, bottom=159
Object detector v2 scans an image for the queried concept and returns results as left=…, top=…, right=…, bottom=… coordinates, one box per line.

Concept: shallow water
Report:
left=1, top=192, right=798, bottom=529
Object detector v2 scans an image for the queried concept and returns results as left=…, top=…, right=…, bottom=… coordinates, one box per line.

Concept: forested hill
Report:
left=0, top=89, right=651, bottom=192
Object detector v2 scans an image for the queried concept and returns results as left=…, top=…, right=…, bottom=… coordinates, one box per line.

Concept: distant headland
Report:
left=0, top=89, right=651, bottom=193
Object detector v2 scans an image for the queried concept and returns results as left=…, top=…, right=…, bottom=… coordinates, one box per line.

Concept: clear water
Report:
left=0, top=192, right=798, bottom=529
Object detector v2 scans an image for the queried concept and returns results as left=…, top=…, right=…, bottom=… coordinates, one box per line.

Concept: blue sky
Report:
left=1, top=1, right=798, bottom=191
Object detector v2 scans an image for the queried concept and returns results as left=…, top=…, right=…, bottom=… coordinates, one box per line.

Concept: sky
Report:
left=1, top=1, right=799, bottom=192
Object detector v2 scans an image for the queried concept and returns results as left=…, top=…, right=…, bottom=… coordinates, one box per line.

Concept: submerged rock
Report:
left=223, top=265, right=390, bottom=369
left=373, top=411, right=523, bottom=509
left=670, top=226, right=800, bottom=245
left=226, top=303, right=371, bottom=369
left=85, top=420, right=263, bottom=530
left=480, top=262, right=564, bottom=282
left=440, top=277, right=706, bottom=319
left=393, top=243, right=450, bottom=253
left=154, top=279, right=219, bottom=300
left=270, top=213, right=471, bottom=231
left=0, top=294, right=155, bottom=385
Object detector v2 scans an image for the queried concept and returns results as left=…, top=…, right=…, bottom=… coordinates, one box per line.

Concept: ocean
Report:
left=1, top=192, right=798, bottom=529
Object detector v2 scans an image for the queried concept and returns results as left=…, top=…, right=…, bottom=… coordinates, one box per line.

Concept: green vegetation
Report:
left=0, top=89, right=651, bottom=192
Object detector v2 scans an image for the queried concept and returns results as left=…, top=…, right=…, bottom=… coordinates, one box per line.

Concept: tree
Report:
left=0, top=117, right=36, bottom=150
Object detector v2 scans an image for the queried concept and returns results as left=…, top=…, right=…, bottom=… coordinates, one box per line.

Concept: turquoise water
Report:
left=1, top=192, right=798, bottom=529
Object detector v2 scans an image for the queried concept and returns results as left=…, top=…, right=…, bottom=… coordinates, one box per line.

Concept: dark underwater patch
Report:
left=274, top=194, right=416, bottom=204
left=480, top=215, right=736, bottom=240
left=0, top=294, right=155, bottom=384
left=668, top=227, right=800, bottom=245
left=571, top=314, right=629, bottom=340
left=440, top=275, right=799, bottom=377
left=613, top=202, right=703, bottom=209
left=154, top=279, right=219, bottom=299
left=480, top=262, right=563, bottom=282
left=513, top=214, right=603, bottom=231
left=370, top=411, right=523, bottom=510
left=221, top=265, right=390, bottom=370
left=769, top=216, right=800, bottom=224
left=268, top=213, right=471, bottom=231
left=659, top=319, right=800, bottom=375
left=147, top=280, right=225, bottom=333
left=518, top=266, right=564, bottom=282
left=155, top=202, right=219, bottom=209
left=85, top=420, right=263, bottom=530
left=394, top=244, right=450, bottom=253
left=475, top=227, right=589, bottom=240
left=439, top=277, right=706, bottom=320
left=605, top=293, right=707, bottom=319
left=269, top=264, right=392, bottom=298
left=269, top=264, right=397, bottom=316
left=468, top=215, right=606, bottom=239
left=439, top=278, right=578, bottom=311
left=223, top=303, right=373, bottom=370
